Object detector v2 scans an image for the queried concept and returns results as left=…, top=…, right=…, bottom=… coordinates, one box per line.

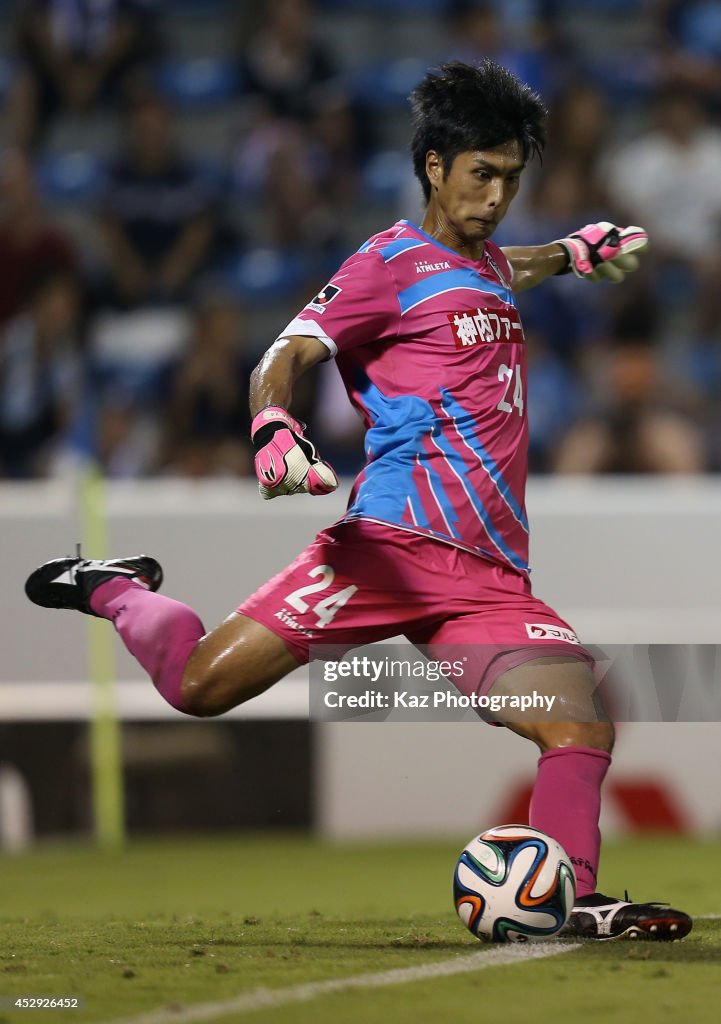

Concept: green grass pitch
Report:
left=1, top=834, right=720, bottom=1024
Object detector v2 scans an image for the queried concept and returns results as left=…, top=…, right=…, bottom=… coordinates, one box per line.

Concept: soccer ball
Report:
left=453, top=824, right=576, bottom=943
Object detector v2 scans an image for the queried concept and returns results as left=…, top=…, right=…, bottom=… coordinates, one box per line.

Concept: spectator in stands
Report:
left=97, top=93, right=220, bottom=309
left=0, top=149, right=76, bottom=328
left=547, top=81, right=610, bottom=189
left=159, top=292, right=254, bottom=477
left=235, top=116, right=340, bottom=249
left=95, top=389, right=163, bottom=479
left=445, top=0, right=558, bottom=97
left=653, top=0, right=721, bottom=107
left=234, top=0, right=360, bottom=248
left=240, top=0, right=338, bottom=121
left=604, top=86, right=721, bottom=337
left=0, top=270, right=83, bottom=478
left=8, top=0, right=160, bottom=152
left=524, top=325, right=583, bottom=473
left=554, top=305, right=706, bottom=474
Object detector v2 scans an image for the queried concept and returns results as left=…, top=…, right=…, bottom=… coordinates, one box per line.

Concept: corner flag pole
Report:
left=79, top=465, right=126, bottom=849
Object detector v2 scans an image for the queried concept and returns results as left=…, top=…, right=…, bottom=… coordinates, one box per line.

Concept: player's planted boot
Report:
left=561, top=891, right=692, bottom=941
left=25, top=552, right=163, bottom=615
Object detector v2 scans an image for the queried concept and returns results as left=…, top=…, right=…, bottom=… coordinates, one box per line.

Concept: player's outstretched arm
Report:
left=249, top=336, right=339, bottom=500
left=503, top=222, right=649, bottom=292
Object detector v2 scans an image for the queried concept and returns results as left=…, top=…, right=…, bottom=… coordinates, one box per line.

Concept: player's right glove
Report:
left=251, top=406, right=339, bottom=500
left=556, top=222, right=649, bottom=283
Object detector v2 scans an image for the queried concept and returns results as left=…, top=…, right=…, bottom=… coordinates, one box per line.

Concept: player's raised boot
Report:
left=561, top=891, right=692, bottom=941
left=25, top=553, right=163, bottom=615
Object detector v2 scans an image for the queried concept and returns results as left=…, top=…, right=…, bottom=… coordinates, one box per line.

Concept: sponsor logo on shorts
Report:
left=525, top=622, right=581, bottom=645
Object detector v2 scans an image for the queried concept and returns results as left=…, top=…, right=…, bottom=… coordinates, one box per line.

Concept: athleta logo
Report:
left=274, top=606, right=316, bottom=637
left=415, top=259, right=451, bottom=274
left=525, top=623, right=581, bottom=645
left=448, top=307, right=523, bottom=349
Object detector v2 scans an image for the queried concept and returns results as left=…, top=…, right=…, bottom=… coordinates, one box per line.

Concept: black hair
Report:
left=410, top=60, right=547, bottom=202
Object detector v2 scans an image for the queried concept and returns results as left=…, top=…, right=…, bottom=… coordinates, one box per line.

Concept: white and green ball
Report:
left=453, top=824, right=576, bottom=942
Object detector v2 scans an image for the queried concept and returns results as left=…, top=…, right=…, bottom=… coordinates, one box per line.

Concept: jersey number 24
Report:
left=497, top=363, right=524, bottom=417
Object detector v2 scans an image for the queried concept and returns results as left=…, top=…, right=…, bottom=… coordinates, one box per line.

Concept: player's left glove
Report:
left=556, top=222, right=649, bottom=283
left=251, top=406, right=339, bottom=500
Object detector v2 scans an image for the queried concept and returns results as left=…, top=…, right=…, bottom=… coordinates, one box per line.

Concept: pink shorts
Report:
left=238, top=519, right=593, bottom=696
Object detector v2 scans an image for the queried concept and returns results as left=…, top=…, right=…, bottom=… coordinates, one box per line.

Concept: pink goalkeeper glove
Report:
left=557, top=222, right=649, bottom=283
left=251, top=406, right=338, bottom=500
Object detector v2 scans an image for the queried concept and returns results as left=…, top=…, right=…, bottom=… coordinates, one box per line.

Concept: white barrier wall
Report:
left=2, top=477, right=721, bottom=836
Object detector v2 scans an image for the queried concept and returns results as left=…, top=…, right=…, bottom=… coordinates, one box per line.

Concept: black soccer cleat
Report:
left=561, top=891, right=693, bottom=941
left=25, top=551, right=163, bottom=616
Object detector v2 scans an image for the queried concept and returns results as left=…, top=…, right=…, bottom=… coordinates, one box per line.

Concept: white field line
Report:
left=102, top=942, right=581, bottom=1024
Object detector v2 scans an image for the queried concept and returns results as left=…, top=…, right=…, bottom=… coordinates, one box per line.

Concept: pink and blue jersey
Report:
left=279, top=220, right=530, bottom=575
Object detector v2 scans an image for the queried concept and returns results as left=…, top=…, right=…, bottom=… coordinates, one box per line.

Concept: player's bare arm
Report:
left=249, top=335, right=328, bottom=415
left=504, top=223, right=650, bottom=293
left=501, top=243, right=568, bottom=292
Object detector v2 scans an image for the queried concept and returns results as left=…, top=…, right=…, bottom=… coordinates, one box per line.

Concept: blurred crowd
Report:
left=1, top=0, right=720, bottom=479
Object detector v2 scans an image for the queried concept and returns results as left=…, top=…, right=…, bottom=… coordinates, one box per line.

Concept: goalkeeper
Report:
left=26, top=60, right=690, bottom=942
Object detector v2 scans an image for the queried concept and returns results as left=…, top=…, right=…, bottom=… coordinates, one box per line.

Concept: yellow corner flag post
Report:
left=80, top=465, right=126, bottom=849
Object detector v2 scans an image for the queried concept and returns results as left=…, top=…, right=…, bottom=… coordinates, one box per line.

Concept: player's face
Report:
left=424, top=141, right=525, bottom=254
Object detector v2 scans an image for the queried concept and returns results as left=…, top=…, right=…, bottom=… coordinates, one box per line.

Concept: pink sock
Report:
left=90, top=577, right=205, bottom=715
left=529, top=745, right=611, bottom=899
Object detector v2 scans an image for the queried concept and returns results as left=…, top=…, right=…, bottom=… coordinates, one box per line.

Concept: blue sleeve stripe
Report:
left=356, top=237, right=429, bottom=260
left=397, top=268, right=515, bottom=315
left=379, top=238, right=429, bottom=262
left=440, top=390, right=529, bottom=533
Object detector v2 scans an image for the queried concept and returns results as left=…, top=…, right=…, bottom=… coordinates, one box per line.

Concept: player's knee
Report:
left=180, top=681, right=224, bottom=717
left=181, top=657, right=276, bottom=717
left=180, top=667, right=236, bottom=717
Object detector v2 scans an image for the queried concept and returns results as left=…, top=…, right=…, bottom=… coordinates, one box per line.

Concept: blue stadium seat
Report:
left=192, top=158, right=230, bottom=193
left=350, top=57, right=431, bottom=107
left=361, top=150, right=408, bottom=205
left=37, top=152, right=104, bottom=205
left=586, top=48, right=657, bottom=103
left=223, top=248, right=308, bottom=303
left=677, top=1, right=721, bottom=60
left=155, top=58, right=240, bottom=108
